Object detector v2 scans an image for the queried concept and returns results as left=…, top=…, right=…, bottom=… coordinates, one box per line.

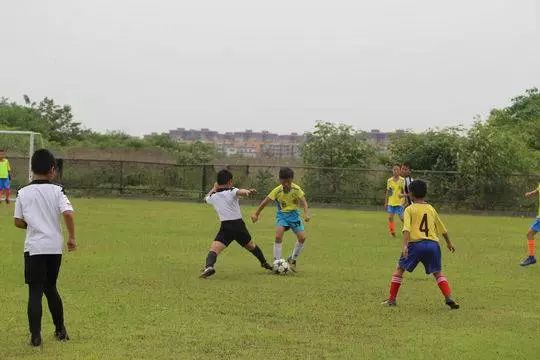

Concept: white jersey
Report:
left=404, top=176, right=414, bottom=205
left=14, top=180, right=74, bottom=255
left=205, top=187, right=242, bottom=221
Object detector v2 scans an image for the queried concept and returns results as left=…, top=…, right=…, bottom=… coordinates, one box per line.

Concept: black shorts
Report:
left=215, top=219, right=252, bottom=247
left=24, top=252, right=62, bottom=285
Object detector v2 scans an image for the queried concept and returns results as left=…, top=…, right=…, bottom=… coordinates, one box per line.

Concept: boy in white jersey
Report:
left=14, top=149, right=76, bottom=347
left=200, top=169, right=273, bottom=278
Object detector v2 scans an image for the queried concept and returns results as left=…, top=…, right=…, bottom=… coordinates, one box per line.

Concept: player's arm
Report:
left=402, top=231, right=410, bottom=257
left=251, top=197, right=272, bottom=223
left=204, top=183, right=218, bottom=203
left=525, top=188, right=539, bottom=197
left=62, top=210, right=77, bottom=251
left=14, top=218, right=27, bottom=229
left=236, top=188, right=256, bottom=197
left=384, top=188, right=389, bottom=208
left=435, top=212, right=454, bottom=252
left=299, top=196, right=311, bottom=222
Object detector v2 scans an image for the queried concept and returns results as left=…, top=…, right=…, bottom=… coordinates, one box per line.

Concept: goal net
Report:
left=0, top=131, right=44, bottom=189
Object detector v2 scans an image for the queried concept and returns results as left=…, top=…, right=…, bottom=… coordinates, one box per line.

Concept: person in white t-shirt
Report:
left=14, top=149, right=76, bottom=347
left=200, top=169, right=273, bottom=278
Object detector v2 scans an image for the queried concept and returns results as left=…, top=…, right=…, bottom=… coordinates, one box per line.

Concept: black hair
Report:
left=401, top=162, right=411, bottom=169
left=31, top=149, right=56, bottom=175
left=279, top=167, right=294, bottom=180
left=409, top=180, right=427, bottom=198
left=216, top=169, right=233, bottom=185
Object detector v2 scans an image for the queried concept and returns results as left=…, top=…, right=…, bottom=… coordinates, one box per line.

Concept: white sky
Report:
left=1, top=0, right=538, bottom=136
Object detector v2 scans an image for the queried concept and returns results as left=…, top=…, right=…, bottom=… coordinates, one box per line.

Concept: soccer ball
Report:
left=273, top=259, right=290, bottom=275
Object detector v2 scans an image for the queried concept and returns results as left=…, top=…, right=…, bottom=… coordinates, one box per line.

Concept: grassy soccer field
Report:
left=0, top=199, right=538, bottom=359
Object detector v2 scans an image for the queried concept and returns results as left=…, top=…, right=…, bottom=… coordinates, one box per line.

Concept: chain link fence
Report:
left=7, top=157, right=539, bottom=214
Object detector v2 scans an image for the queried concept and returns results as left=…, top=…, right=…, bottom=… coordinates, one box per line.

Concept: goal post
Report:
left=0, top=130, right=44, bottom=182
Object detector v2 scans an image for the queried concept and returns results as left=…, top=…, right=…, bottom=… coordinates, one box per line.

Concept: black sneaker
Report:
left=381, top=299, right=397, bottom=307
left=199, top=267, right=216, bottom=278
left=286, top=257, right=297, bottom=272
left=445, top=298, right=460, bottom=310
left=55, top=327, right=70, bottom=341
left=30, top=333, right=42, bottom=347
left=261, top=262, right=273, bottom=271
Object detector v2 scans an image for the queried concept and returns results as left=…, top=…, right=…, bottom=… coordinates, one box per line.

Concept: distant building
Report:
left=166, top=128, right=306, bottom=159
left=365, top=129, right=406, bottom=149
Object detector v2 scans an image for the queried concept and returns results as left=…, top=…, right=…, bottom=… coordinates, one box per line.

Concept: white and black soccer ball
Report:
left=273, top=259, right=290, bottom=275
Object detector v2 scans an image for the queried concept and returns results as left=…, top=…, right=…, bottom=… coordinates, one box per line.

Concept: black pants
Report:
left=24, top=252, right=64, bottom=335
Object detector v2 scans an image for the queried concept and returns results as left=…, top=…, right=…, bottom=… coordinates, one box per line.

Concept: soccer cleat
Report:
left=30, top=333, right=42, bottom=347
left=381, top=299, right=397, bottom=307
left=445, top=298, right=460, bottom=310
left=520, top=256, right=537, bottom=267
left=54, top=327, right=70, bottom=341
left=261, top=262, right=273, bottom=271
left=286, top=257, right=297, bottom=272
left=390, top=231, right=396, bottom=237
left=199, top=267, right=216, bottom=279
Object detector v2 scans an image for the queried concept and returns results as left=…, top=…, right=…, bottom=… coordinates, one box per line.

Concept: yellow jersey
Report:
left=403, top=203, right=448, bottom=243
left=0, top=159, right=11, bottom=179
left=267, top=183, right=305, bottom=213
left=387, top=176, right=405, bottom=206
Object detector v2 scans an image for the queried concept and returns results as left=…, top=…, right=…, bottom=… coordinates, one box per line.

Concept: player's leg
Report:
left=383, top=267, right=405, bottom=306
left=287, top=229, right=306, bottom=272
left=25, top=254, right=46, bottom=346
left=387, top=208, right=396, bottom=236
left=520, top=222, right=538, bottom=266
left=433, top=271, right=459, bottom=309
left=5, top=182, right=10, bottom=204
left=43, top=255, right=69, bottom=340
left=243, top=241, right=272, bottom=270
left=274, top=226, right=286, bottom=260
left=200, top=241, right=227, bottom=278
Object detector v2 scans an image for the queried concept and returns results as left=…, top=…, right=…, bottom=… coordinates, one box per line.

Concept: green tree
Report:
left=301, top=122, right=375, bottom=202
left=301, top=121, right=375, bottom=168
left=388, top=127, right=465, bottom=171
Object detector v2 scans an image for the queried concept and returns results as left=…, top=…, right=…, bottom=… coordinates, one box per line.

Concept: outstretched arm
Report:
left=236, top=188, right=257, bottom=197
left=525, top=188, right=539, bottom=197
left=251, top=197, right=272, bottom=223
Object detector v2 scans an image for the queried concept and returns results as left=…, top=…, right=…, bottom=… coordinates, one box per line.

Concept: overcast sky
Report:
left=1, top=0, right=538, bottom=136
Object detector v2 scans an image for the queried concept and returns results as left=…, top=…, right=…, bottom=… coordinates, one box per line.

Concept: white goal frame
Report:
left=0, top=130, right=44, bottom=182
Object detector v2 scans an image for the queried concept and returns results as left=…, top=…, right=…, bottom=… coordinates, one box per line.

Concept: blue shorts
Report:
left=0, top=178, right=10, bottom=190
left=276, top=210, right=305, bottom=233
left=398, top=240, right=442, bottom=274
left=531, top=218, right=540, bottom=232
left=387, top=205, right=404, bottom=216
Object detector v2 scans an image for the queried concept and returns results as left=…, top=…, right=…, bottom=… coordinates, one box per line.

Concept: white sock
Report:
left=274, top=242, right=282, bottom=260
left=292, top=241, right=304, bottom=259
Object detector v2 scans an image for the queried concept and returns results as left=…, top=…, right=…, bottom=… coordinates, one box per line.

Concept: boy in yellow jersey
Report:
left=384, top=164, right=405, bottom=236
left=0, top=149, right=12, bottom=204
left=251, top=167, right=310, bottom=271
left=520, top=183, right=540, bottom=266
left=382, top=180, right=459, bottom=309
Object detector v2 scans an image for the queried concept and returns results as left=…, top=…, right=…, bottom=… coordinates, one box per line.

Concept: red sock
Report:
left=389, top=273, right=402, bottom=301
left=436, top=275, right=451, bottom=298
left=528, top=239, right=536, bottom=257
left=388, top=220, right=395, bottom=233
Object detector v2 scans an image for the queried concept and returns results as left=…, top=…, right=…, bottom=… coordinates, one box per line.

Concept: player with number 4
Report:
left=382, top=180, right=459, bottom=309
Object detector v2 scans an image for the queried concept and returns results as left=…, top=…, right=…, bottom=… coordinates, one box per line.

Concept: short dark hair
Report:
left=409, top=180, right=427, bottom=198
left=31, top=149, right=56, bottom=175
left=401, top=162, right=411, bottom=169
left=216, top=169, right=233, bottom=185
left=279, top=167, right=294, bottom=180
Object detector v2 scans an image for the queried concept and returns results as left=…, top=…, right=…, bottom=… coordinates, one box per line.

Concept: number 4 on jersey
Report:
left=419, top=213, right=429, bottom=237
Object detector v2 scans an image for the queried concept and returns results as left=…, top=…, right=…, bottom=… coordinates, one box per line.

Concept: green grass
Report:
left=0, top=199, right=538, bottom=359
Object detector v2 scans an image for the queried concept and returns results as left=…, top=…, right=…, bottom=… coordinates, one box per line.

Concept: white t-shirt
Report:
left=14, top=181, right=74, bottom=255
left=205, top=187, right=242, bottom=221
